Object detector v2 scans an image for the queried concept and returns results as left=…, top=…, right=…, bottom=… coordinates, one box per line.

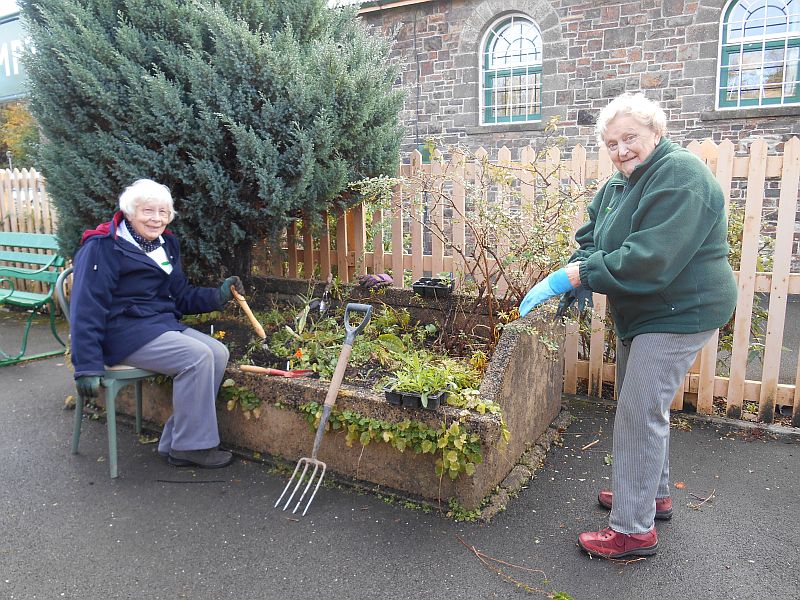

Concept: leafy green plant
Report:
left=385, top=352, right=453, bottom=408
left=299, top=402, right=483, bottom=480
left=220, top=379, right=264, bottom=420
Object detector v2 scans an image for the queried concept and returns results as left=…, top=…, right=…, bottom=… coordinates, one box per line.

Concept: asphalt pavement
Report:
left=1, top=313, right=798, bottom=600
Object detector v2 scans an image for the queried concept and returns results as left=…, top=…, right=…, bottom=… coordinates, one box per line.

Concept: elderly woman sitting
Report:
left=70, top=178, right=244, bottom=469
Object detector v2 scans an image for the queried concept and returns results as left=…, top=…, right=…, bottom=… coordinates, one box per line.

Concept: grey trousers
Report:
left=120, top=327, right=229, bottom=454
left=610, top=330, right=715, bottom=534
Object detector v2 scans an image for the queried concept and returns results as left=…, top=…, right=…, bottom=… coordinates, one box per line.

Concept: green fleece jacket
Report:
left=574, top=138, right=737, bottom=340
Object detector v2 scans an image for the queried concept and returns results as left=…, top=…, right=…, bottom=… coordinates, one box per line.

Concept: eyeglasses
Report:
left=138, top=207, right=170, bottom=220
left=605, top=133, right=641, bottom=153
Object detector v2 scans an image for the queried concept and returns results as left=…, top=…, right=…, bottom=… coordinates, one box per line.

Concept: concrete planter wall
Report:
left=116, top=281, right=564, bottom=510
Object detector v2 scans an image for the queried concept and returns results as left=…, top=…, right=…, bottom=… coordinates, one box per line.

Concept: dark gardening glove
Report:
left=219, top=276, right=245, bottom=304
left=556, top=286, right=593, bottom=318
left=76, top=376, right=101, bottom=398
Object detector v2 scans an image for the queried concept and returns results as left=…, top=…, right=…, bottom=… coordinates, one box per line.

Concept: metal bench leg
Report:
left=0, top=304, right=66, bottom=366
left=105, top=381, right=120, bottom=479
left=0, top=310, right=36, bottom=364
left=71, top=392, right=85, bottom=454
left=48, top=299, right=67, bottom=347
left=135, top=380, right=143, bottom=435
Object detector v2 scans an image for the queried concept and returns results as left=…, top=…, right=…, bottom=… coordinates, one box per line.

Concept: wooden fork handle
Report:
left=230, top=288, right=266, bottom=339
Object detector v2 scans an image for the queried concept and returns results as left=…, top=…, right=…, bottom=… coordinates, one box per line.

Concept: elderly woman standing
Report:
left=70, top=179, right=245, bottom=469
left=519, top=93, right=737, bottom=558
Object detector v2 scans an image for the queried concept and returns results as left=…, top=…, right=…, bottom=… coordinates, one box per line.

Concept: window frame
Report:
left=717, top=0, right=800, bottom=109
left=480, top=14, right=543, bottom=125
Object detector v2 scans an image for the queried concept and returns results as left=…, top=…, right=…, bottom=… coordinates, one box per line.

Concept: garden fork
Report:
left=275, top=302, right=373, bottom=516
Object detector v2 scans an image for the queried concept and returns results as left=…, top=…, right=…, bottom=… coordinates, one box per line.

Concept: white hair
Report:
left=118, top=178, right=176, bottom=222
left=595, top=92, right=668, bottom=145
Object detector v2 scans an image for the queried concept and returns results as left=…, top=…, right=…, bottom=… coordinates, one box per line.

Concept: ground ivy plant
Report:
left=299, top=401, right=483, bottom=480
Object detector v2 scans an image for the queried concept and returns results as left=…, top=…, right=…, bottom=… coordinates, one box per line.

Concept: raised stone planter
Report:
left=115, top=279, right=564, bottom=510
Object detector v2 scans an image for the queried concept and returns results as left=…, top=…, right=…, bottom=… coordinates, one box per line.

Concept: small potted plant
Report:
left=412, top=272, right=454, bottom=299
left=383, top=352, right=451, bottom=410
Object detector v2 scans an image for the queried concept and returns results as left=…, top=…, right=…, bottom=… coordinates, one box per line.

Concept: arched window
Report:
left=718, top=0, right=800, bottom=108
left=481, top=14, right=542, bottom=124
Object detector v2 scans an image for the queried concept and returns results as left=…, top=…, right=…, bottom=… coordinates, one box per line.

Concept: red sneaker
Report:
left=597, top=490, right=673, bottom=520
left=578, top=527, right=658, bottom=559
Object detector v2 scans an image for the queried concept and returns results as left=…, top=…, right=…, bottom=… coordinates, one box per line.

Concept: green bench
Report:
left=0, top=231, right=67, bottom=366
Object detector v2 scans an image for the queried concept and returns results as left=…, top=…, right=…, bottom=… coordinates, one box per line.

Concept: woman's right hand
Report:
left=218, top=276, right=245, bottom=303
left=76, top=376, right=101, bottom=398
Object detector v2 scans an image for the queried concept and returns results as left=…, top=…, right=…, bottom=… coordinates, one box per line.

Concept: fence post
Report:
left=727, top=138, right=768, bottom=419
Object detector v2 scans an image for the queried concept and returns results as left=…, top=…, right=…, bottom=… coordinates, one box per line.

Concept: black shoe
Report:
left=168, top=448, right=234, bottom=469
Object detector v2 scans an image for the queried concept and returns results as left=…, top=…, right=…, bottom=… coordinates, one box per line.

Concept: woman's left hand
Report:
left=519, top=265, right=579, bottom=317
left=219, top=276, right=245, bottom=303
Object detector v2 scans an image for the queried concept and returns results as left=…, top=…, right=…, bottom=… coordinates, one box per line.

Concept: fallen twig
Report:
left=156, top=479, right=226, bottom=484
left=688, top=488, right=716, bottom=510
left=456, top=534, right=549, bottom=595
left=580, top=439, right=599, bottom=451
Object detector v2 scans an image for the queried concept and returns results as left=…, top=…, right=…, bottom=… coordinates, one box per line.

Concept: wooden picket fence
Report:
left=0, top=169, right=56, bottom=234
left=0, top=169, right=59, bottom=296
left=2, top=139, right=799, bottom=426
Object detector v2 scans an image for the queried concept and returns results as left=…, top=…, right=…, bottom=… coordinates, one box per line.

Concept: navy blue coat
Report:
left=70, top=213, right=222, bottom=378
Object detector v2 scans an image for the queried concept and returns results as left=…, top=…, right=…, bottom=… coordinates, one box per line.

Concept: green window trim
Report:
left=480, top=14, right=542, bottom=126
left=482, top=67, right=542, bottom=124
left=718, top=0, right=800, bottom=108
left=719, top=39, right=800, bottom=107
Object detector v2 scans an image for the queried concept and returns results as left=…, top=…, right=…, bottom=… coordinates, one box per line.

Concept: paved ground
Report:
left=1, top=313, right=798, bottom=599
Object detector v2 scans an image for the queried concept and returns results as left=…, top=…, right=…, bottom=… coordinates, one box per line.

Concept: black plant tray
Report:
left=384, top=386, right=446, bottom=410
left=412, top=277, right=454, bottom=299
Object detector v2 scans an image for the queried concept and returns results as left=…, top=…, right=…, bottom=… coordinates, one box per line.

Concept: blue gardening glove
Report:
left=556, top=286, right=594, bottom=318
left=519, top=269, right=573, bottom=317
left=219, top=276, right=245, bottom=303
left=76, top=376, right=101, bottom=398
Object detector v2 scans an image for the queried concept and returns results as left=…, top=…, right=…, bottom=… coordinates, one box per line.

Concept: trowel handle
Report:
left=231, top=288, right=266, bottom=340
left=343, top=303, right=372, bottom=346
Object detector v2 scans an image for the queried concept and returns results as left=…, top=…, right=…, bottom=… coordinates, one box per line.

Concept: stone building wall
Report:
left=359, top=0, right=800, bottom=160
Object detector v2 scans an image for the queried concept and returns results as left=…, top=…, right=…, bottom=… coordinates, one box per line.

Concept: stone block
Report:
left=557, top=89, right=575, bottom=105
left=500, top=465, right=532, bottom=494
left=603, top=26, right=636, bottom=49
left=423, top=36, right=442, bottom=52
left=677, top=43, right=699, bottom=61
left=601, top=78, right=627, bottom=98
left=696, top=5, right=722, bottom=23
left=662, top=0, right=685, bottom=17
left=699, top=41, right=718, bottom=59
left=641, top=72, right=668, bottom=89
left=694, top=76, right=716, bottom=95
left=683, top=58, right=717, bottom=79
left=667, top=15, right=694, bottom=27
left=682, top=93, right=712, bottom=113
left=452, top=112, right=476, bottom=128
left=577, top=109, right=596, bottom=125
left=686, top=23, right=719, bottom=43
left=452, top=53, right=476, bottom=69
left=452, top=82, right=476, bottom=100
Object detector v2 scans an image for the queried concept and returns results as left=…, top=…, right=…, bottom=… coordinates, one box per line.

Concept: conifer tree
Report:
left=20, top=0, right=404, bottom=279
